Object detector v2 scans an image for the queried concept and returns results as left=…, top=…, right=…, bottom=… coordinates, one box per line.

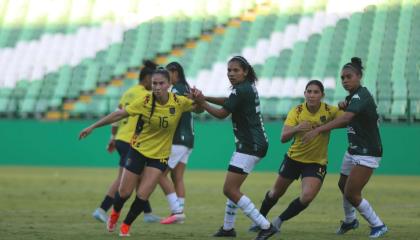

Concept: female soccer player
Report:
left=192, top=56, right=277, bottom=240
left=159, top=62, right=195, bottom=224
left=303, top=57, right=387, bottom=238
left=79, top=67, right=201, bottom=237
left=250, top=80, right=342, bottom=240
left=92, top=60, right=160, bottom=224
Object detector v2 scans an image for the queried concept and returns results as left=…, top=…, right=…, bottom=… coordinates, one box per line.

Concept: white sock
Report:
left=166, top=193, right=182, bottom=214
left=237, top=195, right=270, bottom=230
left=356, top=199, right=384, bottom=227
left=343, top=196, right=357, bottom=223
left=223, top=199, right=238, bottom=230
left=178, top=197, right=185, bottom=212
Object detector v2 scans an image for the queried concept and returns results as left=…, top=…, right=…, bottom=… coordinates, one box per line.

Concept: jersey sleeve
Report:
left=284, top=107, right=298, bottom=126
left=179, top=95, right=194, bottom=112
left=346, top=93, right=368, bottom=114
left=330, top=105, right=345, bottom=119
left=222, top=87, right=243, bottom=113
left=125, top=95, right=149, bottom=116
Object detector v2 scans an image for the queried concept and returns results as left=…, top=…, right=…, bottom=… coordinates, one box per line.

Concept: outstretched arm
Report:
left=302, top=112, right=355, bottom=144
left=79, top=109, right=129, bottom=140
left=200, top=102, right=230, bottom=119
left=205, top=96, right=227, bottom=106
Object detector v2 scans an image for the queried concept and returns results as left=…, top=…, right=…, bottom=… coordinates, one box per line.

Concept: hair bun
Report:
left=143, top=60, right=158, bottom=69
left=351, top=57, right=363, bottom=69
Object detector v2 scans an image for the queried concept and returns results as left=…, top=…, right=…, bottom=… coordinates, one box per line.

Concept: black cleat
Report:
left=213, top=226, right=237, bottom=237
left=336, top=219, right=359, bottom=235
left=255, top=224, right=278, bottom=240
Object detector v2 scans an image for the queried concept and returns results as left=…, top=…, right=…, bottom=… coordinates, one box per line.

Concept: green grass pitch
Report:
left=0, top=167, right=419, bottom=240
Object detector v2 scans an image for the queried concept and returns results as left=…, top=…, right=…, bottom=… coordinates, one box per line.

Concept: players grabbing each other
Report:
left=303, top=57, right=387, bottom=238
left=92, top=60, right=160, bottom=224
left=159, top=62, right=194, bottom=224
left=193, top=56, right=277, bottom=240
left=250, top=80, right=342, bottom=240
left=79, top=67, right=201, bottom=237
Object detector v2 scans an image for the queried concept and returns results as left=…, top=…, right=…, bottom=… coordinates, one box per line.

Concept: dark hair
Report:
left=228, top=56, right=258, bottom=83
left=139, top=60, right=158, bottom=83
left=305, top=80, right=324, bottom=93
left=342, top=57, right=364, bottom=76
left=166, top=62, right=190, bottom=91
left=149, top=67, right=171, bottom=119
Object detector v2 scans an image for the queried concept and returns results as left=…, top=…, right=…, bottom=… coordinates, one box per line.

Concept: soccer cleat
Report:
left=336, top=219, right=359, bottom=235
left=369, top=224, right=388, bottom=238
left=107, top=209, right=120, bottom=232
left=119, top=223, right=131, bottom=237
left=143, top=213, right=161, bottom=223
left=160, top=213, right=186, bottom=224
left=92, top=208, right=108, bottom=223
left=248, top=222, right=261, bottom=232
left=213, top=226, right=237, bottom=237
left=254, top=224, right=278, bottom=240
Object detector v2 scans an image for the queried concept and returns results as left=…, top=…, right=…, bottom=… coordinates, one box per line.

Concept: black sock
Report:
left=279, top=197, right=308, bottom=221
left=123, top=197, right=147, bottom=225
left=143, top=200, right=152, bottom=214
left=113, top=192, right=129, bottom=213
left=99, top=195, right=114, bottom=211
left=260, top=191, right=279, bottom=217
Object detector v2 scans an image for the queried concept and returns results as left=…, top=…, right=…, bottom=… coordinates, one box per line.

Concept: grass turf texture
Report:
left=0, top=167, right=419, bottom=240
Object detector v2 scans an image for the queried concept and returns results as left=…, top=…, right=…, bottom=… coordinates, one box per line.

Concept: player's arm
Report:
left=302, top=112, right=355, bottom=143
left=281, top=121, right=312, bottom=143
left=79, top=109, right=129, bottom=139
left=106, top=125, right=118, bottom=153
left=205, top=96, right=227, bottom=106
left=200, top=102, right=230, bottom=119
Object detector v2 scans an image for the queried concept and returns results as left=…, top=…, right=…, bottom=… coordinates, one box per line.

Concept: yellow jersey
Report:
left=115, top=85, right=149, bottom=143
left=284, top=102, right=343, bottom=165
left=125, top=92, right=194, bottom=159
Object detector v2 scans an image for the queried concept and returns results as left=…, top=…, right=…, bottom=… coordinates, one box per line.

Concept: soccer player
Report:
left=303, top=57, right=388, bottom=238
left=92, top=60, right=161, bottom=224
left=79, top=67, right=201, bottom=237
left=249, top=80, right=342, bottom=240
left=192, top=56, right=277, bottom=240
left=159, top=62, right=194, bottom=224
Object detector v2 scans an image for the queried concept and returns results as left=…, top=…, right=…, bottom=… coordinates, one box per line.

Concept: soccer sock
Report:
left=279, top=197, right=308, bottom=221
left=100, top=195, right=114, bottom=211
left=237, top=195, right=270, bottom=230
left=123, top=196, right=147, bottom=225
left=343, top=196, right=357, bottom=223
left=113, top=192, right=129, bottom=213
left=223, top=199, right=238, bottom=230
left=260, top=190, right=279, bottom=217
left=143, top=200, right=152, bottom=214
left=166, top=192, right=182, bottom=214
left=178, top=197, right=185, bottom=212
left=356, top=199, right=384, bottom=227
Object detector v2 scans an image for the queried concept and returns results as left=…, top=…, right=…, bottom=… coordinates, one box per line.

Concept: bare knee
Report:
left=344, top=191, right=361, bottom=206
left=300, top=192, right=316, bottom=205
left=118, top=187, right=132, bottom=199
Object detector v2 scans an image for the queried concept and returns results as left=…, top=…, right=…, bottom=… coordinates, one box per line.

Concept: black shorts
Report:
left=124, top=147, right=168, bottom=175
left=278, top=155, right=327, bottom=182
left=115, top=140, right=130, bottom=167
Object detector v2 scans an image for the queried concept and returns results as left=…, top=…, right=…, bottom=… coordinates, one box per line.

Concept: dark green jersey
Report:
left=345, top=86, right=382, bottom=157
left=222, top=81, right=268, bottom=157
left=171, top=83, right=194, bottom=148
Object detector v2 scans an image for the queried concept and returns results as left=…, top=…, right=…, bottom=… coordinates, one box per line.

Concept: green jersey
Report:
left=171, top=83, right=194, bottom=148
left=223, top=81, right=268, bottom=157
left=345, top=86, right=382, bottom=157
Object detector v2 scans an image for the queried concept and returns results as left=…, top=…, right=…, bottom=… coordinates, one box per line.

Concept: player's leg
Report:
left=136, top=173, right=161, bottom=223
left=159, top=169, right=185, bottom=224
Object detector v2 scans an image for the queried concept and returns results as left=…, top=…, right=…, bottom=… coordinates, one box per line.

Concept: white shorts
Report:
left=340, top=151, right=382, bottom=176
left=229, top=152, right=262, bottom=174
left=168, top=145, right=192, bottom=169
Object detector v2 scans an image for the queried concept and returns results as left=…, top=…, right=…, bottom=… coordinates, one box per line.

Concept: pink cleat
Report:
left=160, top=213, right=186, bottom=224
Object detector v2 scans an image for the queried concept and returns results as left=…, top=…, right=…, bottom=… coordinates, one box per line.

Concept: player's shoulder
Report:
left=322, top=102, right=338, bottom=112
left=292, top=103, right=304, bottom=115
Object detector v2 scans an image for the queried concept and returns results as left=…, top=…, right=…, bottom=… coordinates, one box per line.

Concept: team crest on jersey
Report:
left=320, top=115, right=326, bottom=122
left=169, top=107, right=176, bottom=115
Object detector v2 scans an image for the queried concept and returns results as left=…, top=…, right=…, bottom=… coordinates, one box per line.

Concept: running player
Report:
left=249, top=80, right=342, bottom=240
left=303, top=57, right=387, bottom=238
left=79, top=67, right=201, bottom=237
left=192, top=56, right=277, bottom=240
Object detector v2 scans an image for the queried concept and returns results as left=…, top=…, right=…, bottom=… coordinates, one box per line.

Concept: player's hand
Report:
left=295, top=121, right=312, bottom=132
left=79, top=127, right=93, bottom=140
left=338, top=101, right=348, bottom=110
left=191, top=87, right=205, bottom=104
left=302, top=128, right=320, bottom=144
left=106, top=139, right=116, bottom=153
